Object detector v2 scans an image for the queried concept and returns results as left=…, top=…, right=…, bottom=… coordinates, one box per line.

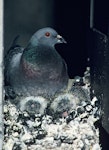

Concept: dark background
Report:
left=4, top=0, right=109, bottom=149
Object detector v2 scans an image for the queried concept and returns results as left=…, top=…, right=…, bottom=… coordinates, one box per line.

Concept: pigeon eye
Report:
left=45, top=32, right=51, bottom=37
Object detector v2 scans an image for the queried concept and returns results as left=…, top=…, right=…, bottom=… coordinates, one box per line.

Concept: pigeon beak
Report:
left=56, top=35, right=67, bottom=44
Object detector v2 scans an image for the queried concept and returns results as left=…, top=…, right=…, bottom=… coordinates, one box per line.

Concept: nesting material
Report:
left=3, top=68, right=101, bottom=150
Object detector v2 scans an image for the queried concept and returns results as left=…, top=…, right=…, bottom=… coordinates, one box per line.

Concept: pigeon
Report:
left=49, top=79, right=90, bottom=118
left=19, top=96, right=48, bottom=114
left=4, top=27, right=69, bottom=100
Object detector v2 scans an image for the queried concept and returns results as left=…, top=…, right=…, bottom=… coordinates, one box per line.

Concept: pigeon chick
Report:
left=50, top=82, right=90, bottom=118
left=19, top=96, right=48, bottom=114
left=49, top=93, right=80, bottom=118
left=5, top=27, right=69, bottom=98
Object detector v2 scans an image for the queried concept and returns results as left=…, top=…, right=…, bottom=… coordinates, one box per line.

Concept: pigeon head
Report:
left=29, top=27, right=66, bottom=47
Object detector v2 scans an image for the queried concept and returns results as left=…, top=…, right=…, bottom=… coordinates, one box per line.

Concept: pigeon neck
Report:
left=20, top=45, right=58, bottom=78
left=22, top=47, right=37, bottom=64
left=27, top=41, right=55, bottom=49
left=21, top=43, right=57, bottom=66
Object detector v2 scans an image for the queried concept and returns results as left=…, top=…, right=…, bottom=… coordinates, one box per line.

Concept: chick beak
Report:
left=57, top=35, right=67, bottom=44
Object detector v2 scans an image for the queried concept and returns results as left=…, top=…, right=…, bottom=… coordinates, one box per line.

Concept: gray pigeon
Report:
left=5, top=27, right=69, bottom=99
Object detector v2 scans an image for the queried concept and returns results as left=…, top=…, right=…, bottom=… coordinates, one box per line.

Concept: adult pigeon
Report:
left=5, top=27, right=69, bottom=99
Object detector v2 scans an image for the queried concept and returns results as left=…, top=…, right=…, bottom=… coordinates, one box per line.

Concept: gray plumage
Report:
left=5, top=27, right=69, bottom=99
